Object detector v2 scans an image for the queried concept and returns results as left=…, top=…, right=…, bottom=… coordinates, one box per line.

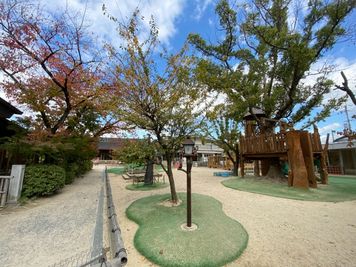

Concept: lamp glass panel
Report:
left=184, top=145, right=193, bottom=155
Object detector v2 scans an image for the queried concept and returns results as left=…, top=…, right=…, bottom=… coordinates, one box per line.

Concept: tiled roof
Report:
left=98, top=138, right=136, bottom=150
left=0, top=97, right=22, bottom=119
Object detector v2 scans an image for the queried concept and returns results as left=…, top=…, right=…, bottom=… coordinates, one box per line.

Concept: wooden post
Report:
left=320, top=134, right=330, bottom=184
left=286, top=131, right=309, bottom=188
left=299, top=131, right=317, bottom=188
left=254, top=160, right=260, bottom=176
left=240, top=156, right=245, bottom=177
left=261, top=159, right=270, bottom=176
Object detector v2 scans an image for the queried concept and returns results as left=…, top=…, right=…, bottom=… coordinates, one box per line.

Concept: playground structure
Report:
left=239, top=110, right=329, bottom=189
left=208, top=155, right=233, bottom=170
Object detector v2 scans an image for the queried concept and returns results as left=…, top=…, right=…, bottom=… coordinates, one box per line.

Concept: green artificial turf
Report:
left=107, top=167, right=126, bottom=175
left=126, top=193, right=248, bottom=267
left=125, top=182, right=169, bottom=191
left=222, top=176, right=356, bottom=202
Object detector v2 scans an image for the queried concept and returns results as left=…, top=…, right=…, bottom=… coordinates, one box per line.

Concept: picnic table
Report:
left=122, top=170, right=165, bottom=185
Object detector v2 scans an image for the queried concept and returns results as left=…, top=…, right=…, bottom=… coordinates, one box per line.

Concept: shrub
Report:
left=65, top=162, right=79, bottom=184
left=78, top=160, right=93, bottom=175
left=22, top=165, right=66, bottom=198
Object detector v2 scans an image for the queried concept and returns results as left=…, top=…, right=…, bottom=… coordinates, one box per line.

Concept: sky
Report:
left=1, top=0, right=355, bottom=143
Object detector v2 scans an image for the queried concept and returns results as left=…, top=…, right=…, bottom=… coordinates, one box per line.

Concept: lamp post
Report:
left=180, top=137, right=196, bottom=228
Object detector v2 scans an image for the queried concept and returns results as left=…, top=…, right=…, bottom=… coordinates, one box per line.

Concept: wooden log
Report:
left=300, top=131, right=317, bottom=188
left=254, top=160, right=260, bottom=176
left=320, top=133, right=330, bottom=184
left=286, top=131, right=309, bottom=188
left=261, top=159, right=270, bottom=176
left=240, top=157, right=245, bottom=177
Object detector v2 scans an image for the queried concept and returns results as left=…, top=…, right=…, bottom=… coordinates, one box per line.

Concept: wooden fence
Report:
left=240, top=133, right=287, bottom=155
left=0, top=175, right=11, bottom=207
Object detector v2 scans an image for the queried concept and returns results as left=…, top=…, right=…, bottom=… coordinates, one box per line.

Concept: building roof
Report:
left=0, top=97, right=22, bottom=119
left=329, top=138, right=355, bottom=150
left=98, top=137, right=137, bottom=150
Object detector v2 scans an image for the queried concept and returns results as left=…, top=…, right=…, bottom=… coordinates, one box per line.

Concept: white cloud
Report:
left=41, top=0, right=186, bottom=45
left=303, top=57, right=356, bottom=113
left=208, top=18, right=214, bottom=26
left=319, top=122, right=341, bottom=135
left=193, top=0, right=213, bottom=20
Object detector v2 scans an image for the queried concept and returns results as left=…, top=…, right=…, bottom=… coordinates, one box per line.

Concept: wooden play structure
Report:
left=240, top=110, right=329, bottom=189
left=208, top=155, right=233, bottom=170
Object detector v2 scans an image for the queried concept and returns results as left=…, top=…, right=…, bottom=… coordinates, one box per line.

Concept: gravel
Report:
left=0, top=165, right=105, bottom=267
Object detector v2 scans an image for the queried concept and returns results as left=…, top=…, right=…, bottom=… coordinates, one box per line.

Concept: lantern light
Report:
left=182, top=137, right=195, bottom=156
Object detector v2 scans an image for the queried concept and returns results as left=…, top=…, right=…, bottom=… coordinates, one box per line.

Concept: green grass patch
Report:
left=126, top=193, right=248, bottom=267
left=125, top=182, right=169, bottom=191
left=107, top=167, right=126, bottom=175
left=222, top=176, right=356, bottom=202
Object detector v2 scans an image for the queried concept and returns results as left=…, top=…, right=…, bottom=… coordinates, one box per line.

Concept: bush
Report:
left=78, top=160, right=93, bottom=175
left=65, top=162, right=79, bottom=184
left=22, top=165, right=66, bottom=198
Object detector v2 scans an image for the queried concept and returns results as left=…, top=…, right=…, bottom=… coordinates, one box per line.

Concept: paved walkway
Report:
left=0, top=165, right=105, bottom=267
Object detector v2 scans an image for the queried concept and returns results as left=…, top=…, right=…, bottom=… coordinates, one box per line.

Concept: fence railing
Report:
left=0, top=175, right=11, bottom=207
left=240, top=133, right=287, bottom=155
left=51, top=168, right=127, bottom=267
left=105, top=167, right=128, bottom=266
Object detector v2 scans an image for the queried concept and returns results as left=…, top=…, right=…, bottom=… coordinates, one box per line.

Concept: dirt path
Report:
left=0, top=165, right=105, bottom=267
left=109, top=166, right=356, bottom=267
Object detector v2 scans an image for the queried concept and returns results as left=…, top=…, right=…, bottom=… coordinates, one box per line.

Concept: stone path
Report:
left=0, top=165, right=105, bottom=267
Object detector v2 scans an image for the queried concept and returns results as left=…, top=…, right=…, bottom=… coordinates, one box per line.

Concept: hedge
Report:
left=22, top=165, right=66, bottom=198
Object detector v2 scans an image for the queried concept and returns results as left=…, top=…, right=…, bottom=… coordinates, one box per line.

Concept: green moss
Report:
left=222, top=176, right=356, bottom=202
left=126, top=193, right=248, bottom=267
left=125, top=182, right=169, bottom=191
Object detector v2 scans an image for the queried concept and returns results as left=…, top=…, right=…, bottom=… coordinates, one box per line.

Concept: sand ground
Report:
left=0, top=165, right=105, bottom=267
left=1, top=165, right=355, bottom=267
left=109, top=166, right=356, bottom=267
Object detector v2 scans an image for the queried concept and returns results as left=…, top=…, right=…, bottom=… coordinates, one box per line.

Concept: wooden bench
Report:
left=130, top=172, right=166, bottom=185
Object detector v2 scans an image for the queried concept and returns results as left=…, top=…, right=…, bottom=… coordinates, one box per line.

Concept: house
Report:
left=0, top=97, right=22, bottom=173
left=97, top=136, right=224, bottom=163
left=97, top=138, right=128, bottom=160
left=327, top=136, right=356, bottom=175
left=192, top=137, right=224, bottom=162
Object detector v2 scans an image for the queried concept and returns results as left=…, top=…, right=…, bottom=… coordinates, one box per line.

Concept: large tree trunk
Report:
left=266, top=158, right=285, bottom=179
left=164, top=154, right=178, bottom=203
left=144, top=159, right=154, bottom=185
left=232, top=160, right=239, bottom=176
left=226, top=150, right=239, bottom=176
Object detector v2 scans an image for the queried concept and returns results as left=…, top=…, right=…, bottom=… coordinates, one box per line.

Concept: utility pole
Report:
left=345, top=105, right=352, bottom=130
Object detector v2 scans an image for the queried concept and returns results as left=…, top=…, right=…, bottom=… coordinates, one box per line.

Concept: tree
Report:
left=189, top=0, right=354, bottom=177
left=111, top=11, right=208, bottom=203
left=0, top=0, right=120, bottom=137
left=203, top=105, right=241, bottom=176
left=113, top=138, right=157, bottom=185
left=189, top=0, right=354, bottom=130
left=335, top=71, right=356, bottom=105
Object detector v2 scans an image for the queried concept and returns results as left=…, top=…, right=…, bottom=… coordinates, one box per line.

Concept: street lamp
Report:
left=182, top=138, right=195, bottom=156
left=179, top=136, right=196, bottom=228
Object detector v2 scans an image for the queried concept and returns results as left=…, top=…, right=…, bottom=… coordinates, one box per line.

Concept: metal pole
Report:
left=186, top=156, right=192, bottom=227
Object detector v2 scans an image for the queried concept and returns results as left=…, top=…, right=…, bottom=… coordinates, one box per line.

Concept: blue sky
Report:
left=1, top=0, right=355, bottom=142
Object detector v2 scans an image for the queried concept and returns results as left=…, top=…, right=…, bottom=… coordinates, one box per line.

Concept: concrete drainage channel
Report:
left=50, top=167, right=127, bottom=267
left=105, top=167, right=128, bottom=266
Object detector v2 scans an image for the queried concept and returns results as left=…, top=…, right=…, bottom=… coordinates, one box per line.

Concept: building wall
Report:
left=328, top=148, right=356, bottom=175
